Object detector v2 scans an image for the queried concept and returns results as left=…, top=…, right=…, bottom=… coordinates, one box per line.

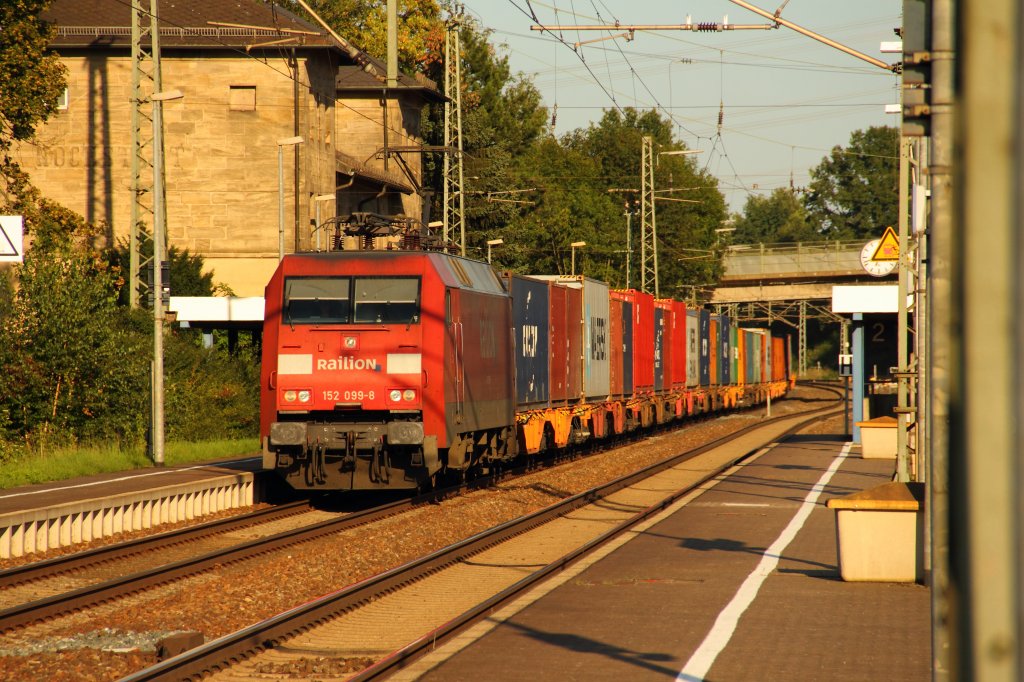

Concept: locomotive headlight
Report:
left=284, top=390, right=297, bottom=402
left=402, top=389, right=416, bottom=401
left=389, top=389, right=403, bottom=402
left=298, top=390, right=312, bottom=403
left=344, top=336, right=358, bottom=349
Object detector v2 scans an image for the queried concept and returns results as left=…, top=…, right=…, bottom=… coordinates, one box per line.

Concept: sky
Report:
left=459, top=0, right=902, bottom=212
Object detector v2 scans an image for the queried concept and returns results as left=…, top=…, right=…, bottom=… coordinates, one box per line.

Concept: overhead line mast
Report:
left=129, top=0, right=163, bottom=309
left=443, top=10, right=466, bottom=256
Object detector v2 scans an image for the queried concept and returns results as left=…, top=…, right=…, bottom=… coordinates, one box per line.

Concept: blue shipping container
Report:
left=510, top=275, right=550, bottom=407
left=699, top=309, right=711, bottom=387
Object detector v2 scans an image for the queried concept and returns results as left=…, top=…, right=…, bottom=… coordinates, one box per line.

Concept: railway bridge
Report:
left=710, top=240, right=896, bottom=375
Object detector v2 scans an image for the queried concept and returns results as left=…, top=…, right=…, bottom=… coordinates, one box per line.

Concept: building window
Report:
left=57, top=87, right=69, bottom=110
left=229, top=85, right=256, bottom=111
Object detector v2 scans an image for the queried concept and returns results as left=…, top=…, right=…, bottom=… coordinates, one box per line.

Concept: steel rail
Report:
left=0, top=496, right=415, bottom=632
left=0, top=499, right=313, bottom=589
left=121, top=396, right=842, bottom=681
left=354, top=406, right=844, bottom=681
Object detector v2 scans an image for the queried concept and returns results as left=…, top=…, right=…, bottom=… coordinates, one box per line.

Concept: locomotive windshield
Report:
left=283, top=276, right=420, bottom=325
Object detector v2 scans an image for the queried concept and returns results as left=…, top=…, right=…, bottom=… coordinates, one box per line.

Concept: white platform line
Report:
left=676, top=441, right=853, bottom=682
left=0, top=457, right=261, bottom=501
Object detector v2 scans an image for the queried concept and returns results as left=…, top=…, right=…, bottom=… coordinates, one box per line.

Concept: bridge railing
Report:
left=722, top=240, right=865, bottom=279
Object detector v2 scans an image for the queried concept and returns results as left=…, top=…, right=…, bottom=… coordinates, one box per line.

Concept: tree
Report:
left=298, top=0, right=445, bottom=72
left=498, top=136, right=620, bottom=281
left=733, top=188, right=819, bottom=244
left=1, top=0, right=66, bottom=200
left=804, top=126, right=899, bottom=241
left=0, top=200, right=151, bottom=447
left=566, top=108, right=727, bottom=296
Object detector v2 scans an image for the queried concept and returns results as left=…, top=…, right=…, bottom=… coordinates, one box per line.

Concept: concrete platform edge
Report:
left=0, top=471, right=261, bottom=559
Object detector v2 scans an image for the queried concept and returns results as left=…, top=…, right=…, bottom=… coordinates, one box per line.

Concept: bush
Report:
left=164, top=332, right=261, bottom=441
left=0, top=192, right=260, bottom=452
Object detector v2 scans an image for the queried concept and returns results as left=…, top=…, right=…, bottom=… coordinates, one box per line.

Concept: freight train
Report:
left=259, top=250, right=792, bottom=492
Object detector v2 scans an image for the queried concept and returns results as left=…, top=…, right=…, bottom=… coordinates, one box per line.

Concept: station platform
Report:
left=0, top=455, right=264, bottom=559
left=400, top=434, right=931, bottom=681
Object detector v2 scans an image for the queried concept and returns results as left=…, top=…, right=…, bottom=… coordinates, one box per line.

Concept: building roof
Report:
left=44, top=0, right=443, bottom=98
left=44, top=0, right=342, bottom=49
left=336, top=151, right=415, bottom=195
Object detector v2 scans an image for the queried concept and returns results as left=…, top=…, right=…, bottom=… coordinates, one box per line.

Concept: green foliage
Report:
left=0, top=0, right=66, bottom=151
left=299, top=0, right=444, bottom=72
left=163, top=333, right=260, bottom=441
left=106, top=240, right=217, bottom=306
left=498, top=136, right=620, bottom=281
left=733, top=188, right=820, bottom=244
left=0, top=202, right=151, bottom=447
left=564, top=109, right=727, bottom=296
left=0, top=438, right=259, bottom=489
left=804, top=126, right=899, bottom=240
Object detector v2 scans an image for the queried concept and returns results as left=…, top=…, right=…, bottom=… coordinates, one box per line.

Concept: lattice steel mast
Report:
left=129, top=0, right=165, bottom=308
left=640, top=136, right=658, bottom=296
left=443, top=11, right=465, bottom=255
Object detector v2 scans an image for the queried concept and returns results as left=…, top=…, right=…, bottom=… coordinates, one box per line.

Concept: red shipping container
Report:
left=609, top=298, right=625, bottom=397
left=612, top=289, right=655, bottom=395
left=669, top=301, right=687, bottom=389
left=549, top=281, right=569, bottom=404
left=761, top=333, right=769, bottom=383
left=772, top=336, right=787, bottom=382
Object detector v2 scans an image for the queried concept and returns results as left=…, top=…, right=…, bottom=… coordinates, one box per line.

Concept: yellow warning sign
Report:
left=871, top=226, right=899, bottom=261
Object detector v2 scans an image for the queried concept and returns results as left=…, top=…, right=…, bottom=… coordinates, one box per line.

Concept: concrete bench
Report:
left=827, top=481, right=924, bottom=582
left=856, top=416, right=898, bottom=459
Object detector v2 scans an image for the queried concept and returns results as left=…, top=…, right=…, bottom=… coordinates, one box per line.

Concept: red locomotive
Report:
left=261, top=221, right=793, bottom=493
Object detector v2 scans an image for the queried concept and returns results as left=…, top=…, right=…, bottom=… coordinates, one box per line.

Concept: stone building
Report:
left=16, top=0, right=442, bottom=295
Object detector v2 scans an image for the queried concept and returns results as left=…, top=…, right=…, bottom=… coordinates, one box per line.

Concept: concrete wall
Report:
left=11, top=49, right=428, bottom=297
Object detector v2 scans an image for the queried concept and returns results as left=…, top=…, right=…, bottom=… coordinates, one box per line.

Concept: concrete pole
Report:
left=151, top=95, right=166, bottom=467
left=896, top=137, right=911, bottom=483
left=625, top=207, right=632, bottom=289
left=852, top=313, right=863, bottom=444
left=278, top=144, right=285, bottom=261
left=929, top=0, right=953, bottom=675
left=386, top=0, right=398, bottom=89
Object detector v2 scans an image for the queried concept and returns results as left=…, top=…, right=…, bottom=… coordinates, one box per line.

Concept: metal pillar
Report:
left=624, top=206, right=632, bottom=289
left=640, top=136, right=658, bottom=296
left=852, top=313, right=864, bottom=443
left=798, top=299, right=807, bottom=377
left=929, top=0, right=953, bottom=675
left=443, top=13, right=465, bottom=255
left=896, top=136, right=912, bottom=483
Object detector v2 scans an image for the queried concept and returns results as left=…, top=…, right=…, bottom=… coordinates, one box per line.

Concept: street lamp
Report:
left=277, top=136, right=304, bottom=260
left=570, top=240, right=587, bottom=276
left=150, top=88, right=183, bottom=467
left=486, top=238, right=504, bottom=264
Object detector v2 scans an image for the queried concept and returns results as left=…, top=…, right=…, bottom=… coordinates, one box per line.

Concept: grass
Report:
left=0, top=438, right=261, bottom=490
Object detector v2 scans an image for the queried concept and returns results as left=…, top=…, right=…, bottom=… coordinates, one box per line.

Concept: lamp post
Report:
left=277, top=136, right=304, bottom=260
left=150, top=88, right=183, bottom=467
left=486, top=238, right=504, bottom=264
left=570, top=240, right=586, bottom=276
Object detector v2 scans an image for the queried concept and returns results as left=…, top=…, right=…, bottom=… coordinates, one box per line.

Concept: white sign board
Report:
left=0, top=216, right=24, bottom=263
left=832, top=285, right=899, bottom=314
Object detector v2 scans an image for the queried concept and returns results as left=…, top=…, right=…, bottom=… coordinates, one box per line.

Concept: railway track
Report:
left=119, top=396, right=843, bottom=681
left=0, top=384, right=841, bottom=636
left=0, top=497, right=410, bottom=631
